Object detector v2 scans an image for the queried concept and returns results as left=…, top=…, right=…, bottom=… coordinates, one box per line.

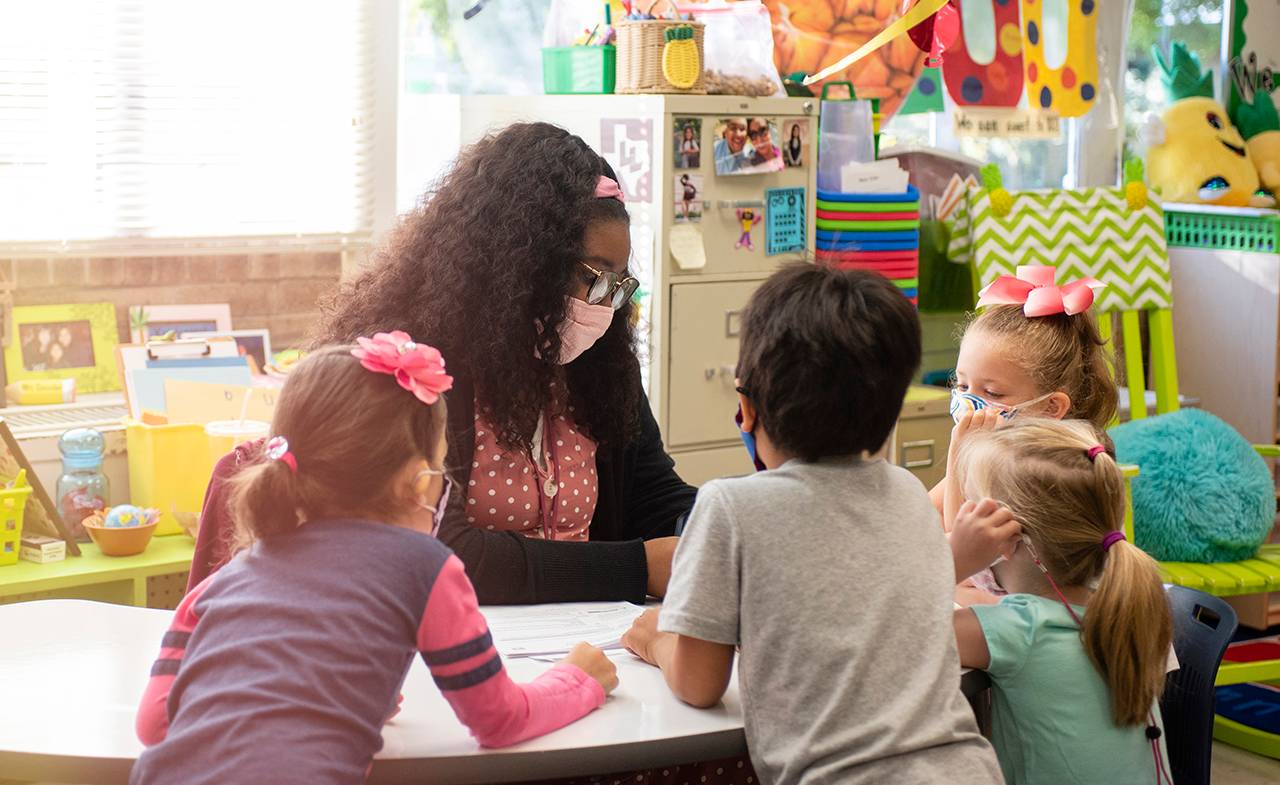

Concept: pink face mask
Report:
left=555, top=296, right=614, bottom=364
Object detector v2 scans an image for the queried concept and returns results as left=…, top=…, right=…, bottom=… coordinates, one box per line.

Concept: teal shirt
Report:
left=972, top=594, right=1168, bottom=785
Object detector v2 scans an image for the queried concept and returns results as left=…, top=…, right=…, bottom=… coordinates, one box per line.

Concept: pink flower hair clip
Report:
left=351, top=331, right=454, bottom=405
left=977, top=265, right=1106, bottom=318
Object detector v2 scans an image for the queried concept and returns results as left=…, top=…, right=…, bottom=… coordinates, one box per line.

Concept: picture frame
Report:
left=4, top=303, right=121, bottom=393
left=0, top=418, right=80, bottom=555
left=128, top=304, right=232, bottom=344
left=181, top=329, right=272, bottom=375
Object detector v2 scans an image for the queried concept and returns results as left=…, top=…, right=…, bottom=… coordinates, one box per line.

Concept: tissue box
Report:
left=20, top=534, right=65, bottom=564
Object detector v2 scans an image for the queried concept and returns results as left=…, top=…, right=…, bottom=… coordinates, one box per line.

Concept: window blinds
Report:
left=0, top=0, right=375, bottom=245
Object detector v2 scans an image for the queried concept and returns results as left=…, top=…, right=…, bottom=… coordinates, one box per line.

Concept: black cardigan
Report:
left=438, top=369, right=697, bottom=605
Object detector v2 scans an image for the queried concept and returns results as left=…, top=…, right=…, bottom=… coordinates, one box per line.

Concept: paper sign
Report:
left=163, top=378, right=279, bottom=425
left=766, top=187, right=807, bottom=256
left=669, top=223, right=706, bottom=270
left=953, top=108, right=1061, bottom=138
left=132, top=364, right=252, bottom=415
left=600, top=119, right=653, bottom=203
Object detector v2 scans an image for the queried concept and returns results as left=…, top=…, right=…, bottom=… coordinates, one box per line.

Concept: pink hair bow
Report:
left=976, top=265, right=1105, bottom=318
left=351, top=331, right=454, bottom=405
left=595, top=176, right=625, bottom=203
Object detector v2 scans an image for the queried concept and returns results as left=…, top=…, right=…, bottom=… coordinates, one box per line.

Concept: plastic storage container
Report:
left=817, top=100, right=875, bottom=192
left=126, top=420, right=215, bottom=537
left=1163, top=204, right=1279, bottom=253
left=56, top=428, right=108, bottom=542
left=0, top=471, right=33, bottom=566
left=542, top=46, right=616, bottom=94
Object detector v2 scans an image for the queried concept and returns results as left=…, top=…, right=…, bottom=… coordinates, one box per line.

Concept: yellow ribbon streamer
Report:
left=803, top=0, right=951, bottom=86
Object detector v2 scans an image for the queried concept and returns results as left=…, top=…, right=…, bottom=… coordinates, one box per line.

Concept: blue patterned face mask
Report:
left=949, top=389, right=1055, bottom=425
left=734, top=404, right=767, bottom=472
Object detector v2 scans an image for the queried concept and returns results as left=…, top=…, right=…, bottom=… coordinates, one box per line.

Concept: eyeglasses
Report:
left=580, top=261, right=639, bottom=310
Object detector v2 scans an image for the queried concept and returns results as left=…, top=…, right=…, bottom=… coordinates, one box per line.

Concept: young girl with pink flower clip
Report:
left=131, top=338, right=618, bottom=785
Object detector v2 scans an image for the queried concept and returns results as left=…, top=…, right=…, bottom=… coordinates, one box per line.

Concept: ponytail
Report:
left=229, top=449, right=303, bottom=549
left=1084, top=537, right=1173, bottom=725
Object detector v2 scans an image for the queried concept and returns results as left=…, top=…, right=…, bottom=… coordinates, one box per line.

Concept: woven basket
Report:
left=616, top=20, right=706, bottom=95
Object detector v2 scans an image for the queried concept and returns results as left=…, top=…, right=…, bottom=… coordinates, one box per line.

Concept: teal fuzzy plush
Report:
left=1109, top=409, right=1274, bottom=563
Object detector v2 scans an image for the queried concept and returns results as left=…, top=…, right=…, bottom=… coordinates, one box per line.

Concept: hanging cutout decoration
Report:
left=1020, top=0, right=1097, bottom=117
left=942, top=0, right=1025, bottom=107
left=907, top=0, right=959, bottom=67
left=735, top=208, right=764, bottom=251
left=901, top=66, right=946, bottom=114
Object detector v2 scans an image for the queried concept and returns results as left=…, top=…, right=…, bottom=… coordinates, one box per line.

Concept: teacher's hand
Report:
left=561, top=642, right=619, bottom=696
left=644, top=536, right=679, bottom=598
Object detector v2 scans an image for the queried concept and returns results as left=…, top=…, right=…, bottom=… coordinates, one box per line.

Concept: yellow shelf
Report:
left=0, top=534, right=194, bottom=607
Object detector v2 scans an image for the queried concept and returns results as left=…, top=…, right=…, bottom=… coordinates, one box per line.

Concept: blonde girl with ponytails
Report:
left=951, top=418, right=1175, bottom=785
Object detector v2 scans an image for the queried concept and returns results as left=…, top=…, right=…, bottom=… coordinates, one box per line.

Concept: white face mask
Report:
left=555, top=296, right=614, bottom=364
left=949, top=389, right=1056, bottom=425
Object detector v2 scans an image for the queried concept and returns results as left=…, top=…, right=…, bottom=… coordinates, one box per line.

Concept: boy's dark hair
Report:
left=737, top=265, right=921, bottom=461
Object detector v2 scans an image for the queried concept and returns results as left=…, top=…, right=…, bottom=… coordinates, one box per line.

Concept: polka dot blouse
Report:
left=465, top=406, right=599, bottom=541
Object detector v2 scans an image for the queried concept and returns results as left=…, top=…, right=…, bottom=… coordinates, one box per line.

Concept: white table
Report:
left=0, top=600, right=989, bottom=784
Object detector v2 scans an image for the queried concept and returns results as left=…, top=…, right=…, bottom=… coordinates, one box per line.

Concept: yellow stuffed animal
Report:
left=1145, top=43, right=1261, bottom=207
left=1233, top=86, right=1280, bottom=201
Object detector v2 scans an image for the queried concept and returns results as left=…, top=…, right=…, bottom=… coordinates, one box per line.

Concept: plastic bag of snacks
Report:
left=683, top=1, right=784, bottom=97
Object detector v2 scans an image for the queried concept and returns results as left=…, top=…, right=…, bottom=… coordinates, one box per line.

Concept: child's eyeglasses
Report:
left=579, top=261, right=639, bottom=310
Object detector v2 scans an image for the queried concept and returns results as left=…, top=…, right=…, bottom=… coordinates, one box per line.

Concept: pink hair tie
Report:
left=266, top=436, right=297, bottom=474
left=595, top=176, right=625, bottom=203
left=1101, top=531, right=1126, bottom=552
left=1086, top=444, right=1106, bottom=461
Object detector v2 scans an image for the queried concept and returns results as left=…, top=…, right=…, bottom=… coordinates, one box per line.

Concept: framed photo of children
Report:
left=673, top=118, right=701, bottom=169
left=182, top=329, right=272, bottom=375
left=0, top=417, right=80, bottom=554
left=713, top=117, right=784, bottom=176
left=782, top=119, right=809, bottom=168
left=4, top=303, right=121, bottom=393
left=129, top=304, right=232, bottom=344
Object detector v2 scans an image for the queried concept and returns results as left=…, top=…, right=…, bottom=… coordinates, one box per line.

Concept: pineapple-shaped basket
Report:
left=616, top=20, right=705, bottom=94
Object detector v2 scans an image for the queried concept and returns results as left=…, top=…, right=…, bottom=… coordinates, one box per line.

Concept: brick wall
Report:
left=2, top=252, right=343, bottom=353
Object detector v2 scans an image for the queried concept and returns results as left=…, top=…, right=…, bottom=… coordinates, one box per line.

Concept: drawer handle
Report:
left=900, top=439, right=935, bottom=469
left=725, top=310, right=742, bottom=337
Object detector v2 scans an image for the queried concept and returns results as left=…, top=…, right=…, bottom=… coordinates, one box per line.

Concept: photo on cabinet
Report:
left=782, top=119, right=809, bottom=168
left=713, top=117, right=784, bottom=175
left=673, top=173, right=704, bottom=224
left=673, top=117, right=701, bottom=169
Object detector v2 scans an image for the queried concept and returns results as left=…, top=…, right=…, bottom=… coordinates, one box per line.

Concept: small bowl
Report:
left=82, top=509, right=159, bottom=557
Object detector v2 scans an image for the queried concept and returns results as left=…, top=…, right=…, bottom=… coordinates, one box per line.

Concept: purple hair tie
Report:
left=1101, top=531, right=1126, bottom=552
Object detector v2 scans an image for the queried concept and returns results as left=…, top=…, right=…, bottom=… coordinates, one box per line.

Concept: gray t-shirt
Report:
left=660, top=457, right=1004, bottom=785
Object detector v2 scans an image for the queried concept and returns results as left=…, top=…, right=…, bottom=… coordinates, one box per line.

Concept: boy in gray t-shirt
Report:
left=623, top=265, right=1004, bottom=785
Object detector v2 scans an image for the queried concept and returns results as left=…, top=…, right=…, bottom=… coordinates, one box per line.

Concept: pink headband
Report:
left=351, top=331, right=454, bottom=405
left=977, top=265, right=1105, bottom=318
left=595, top=176, right=625, bottom=203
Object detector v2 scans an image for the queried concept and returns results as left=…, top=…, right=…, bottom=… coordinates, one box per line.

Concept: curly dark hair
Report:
left=314, top=122, right=640, bottom=451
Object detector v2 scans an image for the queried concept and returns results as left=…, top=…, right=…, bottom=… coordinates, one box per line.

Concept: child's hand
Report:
left=560, top=642, right=619, bottom=696
left=622, top=608, right=668, bottom=665
left=947, top=409, right=1003, bottom=474
left=950, top=498, right=1021, bottom=582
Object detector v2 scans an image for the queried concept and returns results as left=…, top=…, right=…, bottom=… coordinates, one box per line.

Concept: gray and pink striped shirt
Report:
left=132, top=519, right=604, bottom=785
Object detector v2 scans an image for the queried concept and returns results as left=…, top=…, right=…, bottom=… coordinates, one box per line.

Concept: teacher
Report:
left=314, top=123, right=691, bottom=604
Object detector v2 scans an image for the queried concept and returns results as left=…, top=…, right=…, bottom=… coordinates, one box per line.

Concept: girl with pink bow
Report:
left=933, top=265, right=1121, bottom=607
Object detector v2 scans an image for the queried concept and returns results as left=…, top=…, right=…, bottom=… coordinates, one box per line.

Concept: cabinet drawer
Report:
left=672, top=445, right=754, bottom=486
left=892, top=415, right=951, bottom=489
left=666, top=280, right=762, bottom=448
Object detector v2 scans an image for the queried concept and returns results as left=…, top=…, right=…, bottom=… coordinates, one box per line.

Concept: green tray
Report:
left=1164, top=205, right=1278, bottom=253
left=816, top=218, right=920, bottom=231
left=816, top=198, right=918, bottom=213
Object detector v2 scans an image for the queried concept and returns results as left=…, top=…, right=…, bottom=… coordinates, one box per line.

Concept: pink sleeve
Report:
left=417, top=556, right=605, bottom=748
left=136, top=575, right=212, bottom=746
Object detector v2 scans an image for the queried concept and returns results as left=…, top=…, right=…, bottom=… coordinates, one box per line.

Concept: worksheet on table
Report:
left=483, top=602, right=647, bottom=658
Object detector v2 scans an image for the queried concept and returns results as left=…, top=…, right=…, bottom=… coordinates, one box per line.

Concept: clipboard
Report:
left=116, top=339, right=243, bottom=420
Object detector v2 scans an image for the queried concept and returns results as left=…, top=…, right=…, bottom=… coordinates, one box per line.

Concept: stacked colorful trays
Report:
left=815, top=184, right=920, bottom=304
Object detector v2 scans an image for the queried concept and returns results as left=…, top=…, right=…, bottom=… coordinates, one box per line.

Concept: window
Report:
left=0, top=1, right=379, bottom=246
left=1123, top=0, right=1225, bottom=160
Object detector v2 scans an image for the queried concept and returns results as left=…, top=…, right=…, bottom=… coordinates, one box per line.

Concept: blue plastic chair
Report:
left=1160, top=586, right=1238, bottom=785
